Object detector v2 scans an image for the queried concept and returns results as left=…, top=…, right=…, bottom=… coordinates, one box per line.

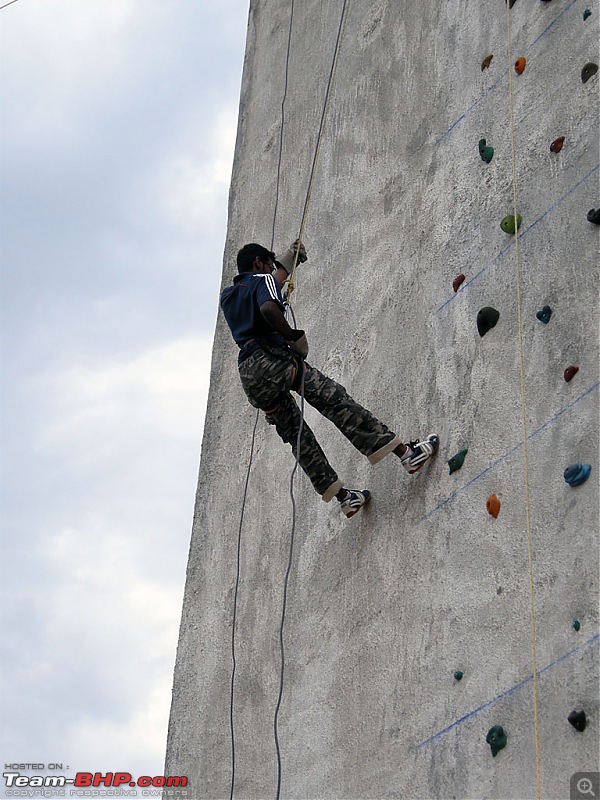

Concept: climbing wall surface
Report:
left=165, top=1, right=599, bottom=798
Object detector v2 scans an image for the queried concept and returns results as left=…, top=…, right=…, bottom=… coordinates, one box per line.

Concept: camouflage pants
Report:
left=238, top=345, right=400, bottom=500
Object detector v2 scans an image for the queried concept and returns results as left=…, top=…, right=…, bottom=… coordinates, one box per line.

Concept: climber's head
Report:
left=237, top=243, right=277, bottom=274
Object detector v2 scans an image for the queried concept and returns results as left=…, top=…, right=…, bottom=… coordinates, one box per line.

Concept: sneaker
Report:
left=339, top=489, right=371, bottom=518
left=400, top=434, right=440, bottom=474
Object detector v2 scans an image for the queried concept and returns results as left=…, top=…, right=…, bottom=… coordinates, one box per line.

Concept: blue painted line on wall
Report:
left=531, top=0, right=579, bottom=47
left=425, top=381, right=600, bottom=519
left=435, top=72, right=507, bottom=146
left=433, top=163, right=600, bottom=316
left=416, top=632, right=600, bottom=750
left=435, top=0, right=579, bottom=144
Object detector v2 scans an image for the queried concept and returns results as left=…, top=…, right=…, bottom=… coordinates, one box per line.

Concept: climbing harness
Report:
left=228, top=2, right=350, bottom=799
left=505, top=2, right=542, bottom=798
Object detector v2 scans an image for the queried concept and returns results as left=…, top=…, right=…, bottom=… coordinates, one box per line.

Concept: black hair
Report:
left=236, top=242, right=275, bottom=274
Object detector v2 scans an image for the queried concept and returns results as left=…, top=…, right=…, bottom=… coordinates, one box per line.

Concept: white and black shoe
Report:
left=400, top=434, right=440, bottom=474
left=339, top=489, right=371, bottom=518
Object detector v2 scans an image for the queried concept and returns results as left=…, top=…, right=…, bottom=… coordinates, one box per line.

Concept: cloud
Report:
left=0, top=0, right=250, bottom=784
left=159, top=108, right=239, bottom=235
left=1, top=334, right=214, bottom=770
left=39, top=335, right=212, bottom=455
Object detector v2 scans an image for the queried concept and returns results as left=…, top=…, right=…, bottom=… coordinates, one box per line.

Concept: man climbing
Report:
left=220, top=240, right=439, bottom=518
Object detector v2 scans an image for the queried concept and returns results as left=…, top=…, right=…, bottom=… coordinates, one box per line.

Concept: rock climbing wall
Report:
left=165, top=1, right=599, bottom=798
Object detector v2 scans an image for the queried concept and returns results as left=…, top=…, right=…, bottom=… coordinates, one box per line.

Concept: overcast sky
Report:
left=1, top=0, right=249, bottom=788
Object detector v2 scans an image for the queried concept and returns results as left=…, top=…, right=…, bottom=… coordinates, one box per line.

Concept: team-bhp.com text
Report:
left=3, top=772, right=188, bottom=790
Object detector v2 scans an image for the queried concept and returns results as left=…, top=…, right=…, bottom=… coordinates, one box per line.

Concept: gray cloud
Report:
left=1, top=0, right=248, bottom=785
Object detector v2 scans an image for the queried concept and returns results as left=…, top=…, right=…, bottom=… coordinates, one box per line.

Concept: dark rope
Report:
left=229, top=411, right=259, bottom=800
left=273, top=353, right=304, bottom=800
left=229, top=2, right=297, bottom=798
left=230, top=0, right=349, bottom=796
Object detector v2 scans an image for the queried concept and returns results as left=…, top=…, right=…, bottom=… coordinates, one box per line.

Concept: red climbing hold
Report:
left=514, top=57, right=526, bottom=76
left=487, top=494, right=501, bottom=518
left=564, top=365, right=579, bottom=382
left=453, top=274, right=466, bottom=292
left=550, top=136, right=565, bottom=153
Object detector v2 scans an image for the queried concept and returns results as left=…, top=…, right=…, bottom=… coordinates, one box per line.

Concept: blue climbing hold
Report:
left=536, top=305, right=552, bottom=324
left=564, top=463, right=592, bottom=487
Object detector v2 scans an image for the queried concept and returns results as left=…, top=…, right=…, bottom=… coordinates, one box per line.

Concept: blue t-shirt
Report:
left=220, top=272, right=287, bottom=349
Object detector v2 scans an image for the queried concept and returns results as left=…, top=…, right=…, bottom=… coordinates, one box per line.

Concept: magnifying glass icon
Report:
left=578, top=778, right=596, bottom=796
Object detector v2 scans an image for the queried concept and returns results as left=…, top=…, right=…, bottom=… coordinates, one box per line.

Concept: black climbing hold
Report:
left=486, top=725, right=507, bottom=757
left=448, top=448, right=468, bottom=474
left=505, top=0, right=517, bottom=7
left=454, top=671, right=464, bottom=681
left=477, top=307, right=500, bottom=337
left=550, top=136, right=565, bottom=153
left=568, top=710, right=587, bottom=732
left=481, top=54, right=494, bottom=71
left=587, top=208, right=600, bottom=225
left=564, top=463, right=592, bottom=487
left=479, top=138, right=494, bottom=163
left=581, top=63, right=598, bottom=83
left=564, top=365, right=579, bottom=382
left=453, top=274, right=466, bottom=292
left=573, top=619, right=581, bottom=631
left=536, top=305, right=552, bottom=324
left=583, top=9, right=592, bottom=20
left=500, top=214, right=522, bottom=234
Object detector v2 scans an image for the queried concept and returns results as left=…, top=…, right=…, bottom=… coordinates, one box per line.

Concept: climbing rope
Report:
left=228, top=2, right=349, bottom=799
left=505, top=4, right=542, bottom=799
left=285, top=0, right=351, bottom=298
left=273, top=3, right=349, bottom=797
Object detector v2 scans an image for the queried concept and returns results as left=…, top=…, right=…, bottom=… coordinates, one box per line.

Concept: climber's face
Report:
left=252, top=256, right=275, bottom=274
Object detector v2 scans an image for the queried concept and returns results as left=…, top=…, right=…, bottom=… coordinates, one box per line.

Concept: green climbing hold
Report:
left=481, top=54, right=494, bottom=71
left=479, top=138, right=494, bottom=164
left=448, top=449, right=468, bottom=474
left=583, top=9, right=592, bottom=20
left=486, top=725, right=507, bottom=757
left=536, top=305, right=552, bottom=324
left=582, top=63, right=598, bottom=83
left=564, top=463, right=592, bottom=487
left=573, top=619, right=581, bottom=632
left=500, top=214, right=522, bottom=234
left=454, top=670, right=464, bottom=681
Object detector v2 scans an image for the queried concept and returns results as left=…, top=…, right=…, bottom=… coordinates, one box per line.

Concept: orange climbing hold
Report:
left=487, top=494, right=501, bottom=518
left=514, top=57, right=526, bottom=75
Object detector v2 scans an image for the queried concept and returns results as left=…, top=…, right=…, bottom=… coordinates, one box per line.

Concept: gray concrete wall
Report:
left=165, top=1, right=599, bottom=798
